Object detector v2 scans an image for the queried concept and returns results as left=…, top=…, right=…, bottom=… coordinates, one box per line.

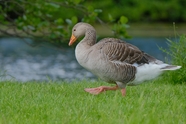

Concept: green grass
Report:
left=0, top=80, right=186, bottom=124
left=1, top=33, right=185, bottom=124
left=161, top=35, right=186, bottom=84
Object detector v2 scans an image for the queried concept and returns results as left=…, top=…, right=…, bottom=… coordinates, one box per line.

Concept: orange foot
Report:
left=84, top=85, right=126, bottom=96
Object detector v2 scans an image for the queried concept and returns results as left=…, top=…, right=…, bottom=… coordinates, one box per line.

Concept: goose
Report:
left=68, top=22, right=181, bottom=96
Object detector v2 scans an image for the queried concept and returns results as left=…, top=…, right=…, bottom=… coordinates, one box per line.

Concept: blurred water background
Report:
left=0, top=36, right=173, bottom=82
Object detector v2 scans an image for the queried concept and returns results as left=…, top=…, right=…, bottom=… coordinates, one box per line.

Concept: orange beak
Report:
left=69, top=34, right=77, bottom=46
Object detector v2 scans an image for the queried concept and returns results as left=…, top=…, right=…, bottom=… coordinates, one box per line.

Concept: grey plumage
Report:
left=69, top=22, right=181, bottom=96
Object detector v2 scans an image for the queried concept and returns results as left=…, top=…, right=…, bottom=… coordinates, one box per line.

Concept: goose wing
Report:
left=98, top=38, right=144, bottom=64
left=94, top=38, right=146, bottom=83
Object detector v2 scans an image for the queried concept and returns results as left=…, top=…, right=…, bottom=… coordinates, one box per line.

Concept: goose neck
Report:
left=82, top=29, right=96, bottom=46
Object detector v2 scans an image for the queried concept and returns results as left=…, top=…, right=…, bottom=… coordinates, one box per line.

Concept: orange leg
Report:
left=84, top=85, right=118, bottom=95
left=121, top=88, right=126, bottom=96
left=84, top=85, right=126, bottom=96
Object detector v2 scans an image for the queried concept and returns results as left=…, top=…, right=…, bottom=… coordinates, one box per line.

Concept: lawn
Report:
left=0, top=80, right=186, bottom=124
left=0, top=35, right=185, bottom=124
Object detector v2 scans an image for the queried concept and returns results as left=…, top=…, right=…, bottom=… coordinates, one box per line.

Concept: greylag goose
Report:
left=69, top=22, right=181, bottom=96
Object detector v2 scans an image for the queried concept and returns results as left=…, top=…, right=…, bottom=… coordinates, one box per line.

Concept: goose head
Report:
left=68, top=22, right=95, bottom=46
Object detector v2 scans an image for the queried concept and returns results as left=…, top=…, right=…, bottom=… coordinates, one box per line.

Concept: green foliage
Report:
left=0, top=0, right=129, bottom=45
left=161, top=35, right=186, bottom=84
left=0, top=0, right=186, bottom=44
left=84, top=0, right=186, bottom=22
left=0, top=81, right=186, bottom=123
left=1, top=0, right=185, bottom=45
left=112, top=16, right=131, bottom=38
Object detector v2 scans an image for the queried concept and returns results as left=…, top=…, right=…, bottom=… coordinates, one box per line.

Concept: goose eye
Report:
left=74, top=29, right=76, bottom=31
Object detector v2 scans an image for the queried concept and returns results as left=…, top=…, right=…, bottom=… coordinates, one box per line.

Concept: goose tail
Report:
left=160, top=65, right=181, bottom=71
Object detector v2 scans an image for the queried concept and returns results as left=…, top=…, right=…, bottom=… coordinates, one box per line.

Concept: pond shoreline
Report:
left=0, top=23, right=185, bottom=38
left=95, top=22, right=186, bottom=37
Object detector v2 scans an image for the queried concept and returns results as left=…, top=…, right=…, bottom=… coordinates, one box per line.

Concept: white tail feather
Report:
left=130, top=63, right=181, bottom=85
left=161, top=65, right=181, bottom=71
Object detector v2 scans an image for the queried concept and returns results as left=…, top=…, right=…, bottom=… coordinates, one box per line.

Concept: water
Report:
left=0, top=37, right=171, bottom=82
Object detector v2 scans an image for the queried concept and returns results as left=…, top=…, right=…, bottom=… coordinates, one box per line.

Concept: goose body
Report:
left=69, top=22, right=181, bottom=96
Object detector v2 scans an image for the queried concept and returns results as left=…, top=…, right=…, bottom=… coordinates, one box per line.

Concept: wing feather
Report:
left=99, top=38, right=143, bottom=64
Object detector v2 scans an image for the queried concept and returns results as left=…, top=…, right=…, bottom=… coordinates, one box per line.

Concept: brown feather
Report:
left=97, top=38, right=144, bottom=64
